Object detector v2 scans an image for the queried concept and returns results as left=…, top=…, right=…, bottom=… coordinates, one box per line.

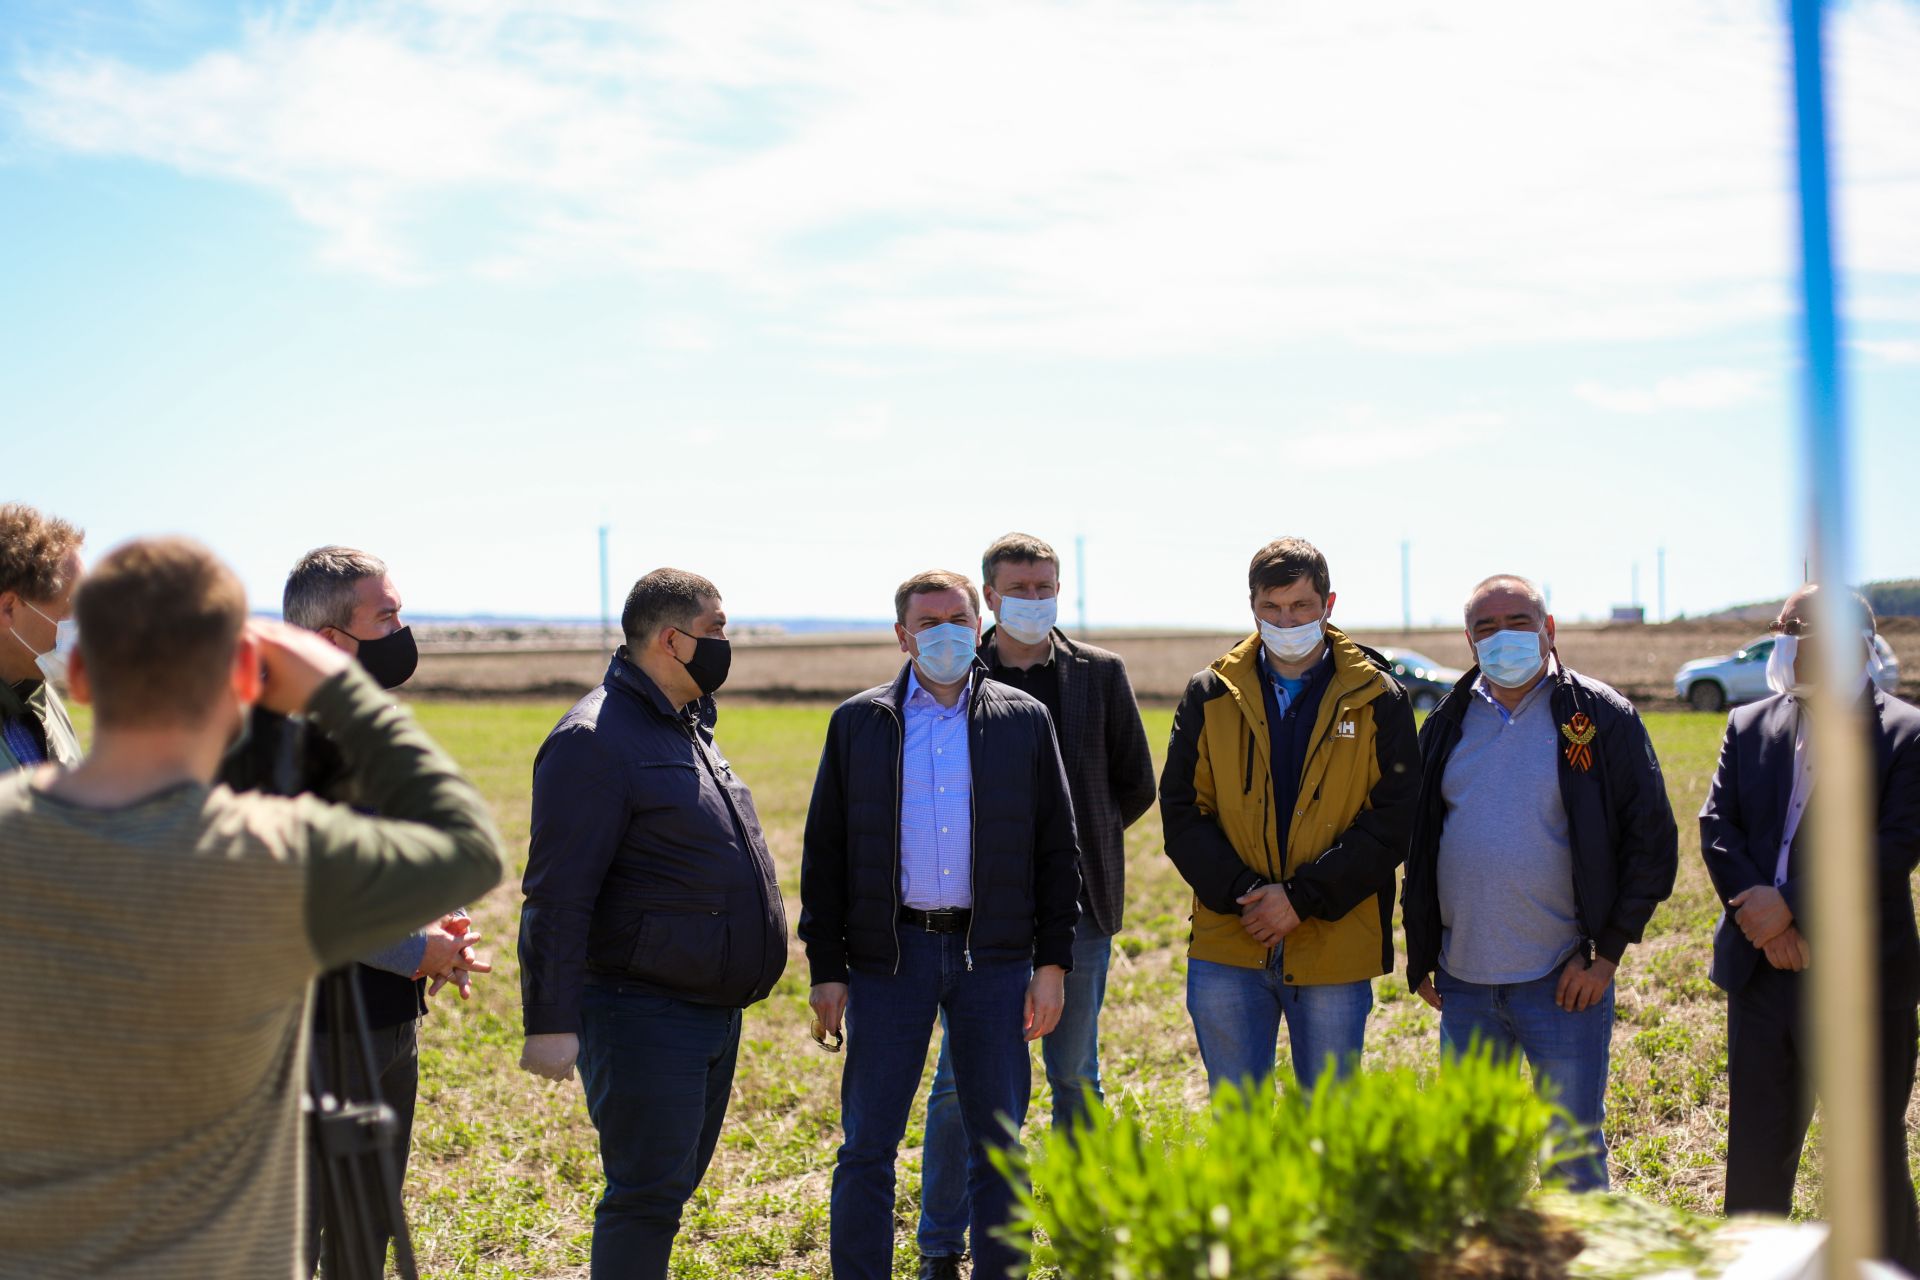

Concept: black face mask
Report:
left=343, top=625, right=419, bottom=690
left=674, top=632, right=731, bottom=696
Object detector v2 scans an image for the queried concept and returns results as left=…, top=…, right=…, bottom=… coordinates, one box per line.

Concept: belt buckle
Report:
left=922, top=909, right=956, bottom=933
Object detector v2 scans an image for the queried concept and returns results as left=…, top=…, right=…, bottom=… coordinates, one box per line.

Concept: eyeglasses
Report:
left=1767, top=618, right=1812, bottom=637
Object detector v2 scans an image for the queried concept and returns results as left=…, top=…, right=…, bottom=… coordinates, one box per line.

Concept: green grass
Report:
left=64, top=700, right=1920, bottom=1275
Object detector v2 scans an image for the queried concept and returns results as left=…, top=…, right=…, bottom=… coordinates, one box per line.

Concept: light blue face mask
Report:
left=1475, top=628, right=1546, bottom=689
left=911, top=621, right=977, bottom=684
left=996, top=594, right=1057, bottom=645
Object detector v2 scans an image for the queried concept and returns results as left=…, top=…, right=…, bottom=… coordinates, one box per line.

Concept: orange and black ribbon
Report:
left=1561, top=712, right=1597, bottom=772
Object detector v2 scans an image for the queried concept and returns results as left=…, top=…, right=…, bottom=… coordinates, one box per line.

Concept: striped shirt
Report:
left=0, top=667, right=504, bottom=1280
left=899, top=668, right=973, bottom=910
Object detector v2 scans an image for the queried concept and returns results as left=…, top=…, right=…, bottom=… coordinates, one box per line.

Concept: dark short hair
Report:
left=980, top=532, right=1058, bottom=592
left=283, top=545, right=387, bottom=632
left=0, top=503, right=85, bottom=603
left=1248, top=537, right=1330, bottom=602
left=74, top=537, right=247, bottom=729
left=894, top=570, right=980, bottom=624
left=622, top=568, right=720, bottom=648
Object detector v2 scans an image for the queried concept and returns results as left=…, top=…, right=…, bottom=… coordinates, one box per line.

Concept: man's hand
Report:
left=519, top=1032, right=579, bottom=1082
left=420, top=915, right=491, bottom=1000
left=1416, top=977, right=1443, bottom=1011
left=417, top=916, right=475, bottom=977
left=1024, top=965, right=1066, bottom=1042
left=810, top=982, right=850, bottom=1041
left=1236, top=882, right=1301, bottom=947
left=1730, top=885, right=1794, bottom=948
left=1764, top=925, right=1812, bottom=971
left=1555, top=955, right=1617, bottom=1013
left=249, top=619, right=353, bottom=714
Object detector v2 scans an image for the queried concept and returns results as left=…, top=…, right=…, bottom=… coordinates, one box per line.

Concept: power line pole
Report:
left=598, top=525, right=611, bottom=653
left=1075, top=534, right=1088, bottom=637
left=1400, top=539, right=1412, bottom=636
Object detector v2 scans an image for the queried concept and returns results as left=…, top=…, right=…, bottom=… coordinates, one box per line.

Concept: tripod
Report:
left=306, top=967, right=421, bottom=1280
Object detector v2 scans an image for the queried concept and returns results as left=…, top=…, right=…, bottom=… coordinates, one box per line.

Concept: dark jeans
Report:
left=1725, top=964, right=1920, bottom=1272
left=306, top=1018, right=419, bottom=1278
left=833, top=929, right=1034, bottom=1280
left=918, top=927, right=1112, bottom=1259
left=1435, top=961, right=1613, bottom=1192
left=579, top=981, right=742, bottom=1280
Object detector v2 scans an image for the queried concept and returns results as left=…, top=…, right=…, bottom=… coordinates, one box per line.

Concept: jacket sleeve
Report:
left=1593, top=700, right=1679, bottom=963
left=1287, top=684, right=1420, bottom=922
left=1032, top=709, right=1084, bottom=971
left=518, top=722, right=630, bottom=1036
left=298, top=667, right=507, bottom=972
left=1159, top=673, right=1264, bottom=915
left=1698, top=715, right=1764, bottom=910
left=1103, top=659, right=1158, bottom=829
left=798, top=706, right=854, bottom=986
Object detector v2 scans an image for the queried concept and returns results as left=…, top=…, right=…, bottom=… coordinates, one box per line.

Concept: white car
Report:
left=1674, top=634, right=1901, bottom=712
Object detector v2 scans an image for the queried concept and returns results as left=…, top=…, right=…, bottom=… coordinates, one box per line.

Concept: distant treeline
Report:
left=1701, top=578, right=1920, bottom=623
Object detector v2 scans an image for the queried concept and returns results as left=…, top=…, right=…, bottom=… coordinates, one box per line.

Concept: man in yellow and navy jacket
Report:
left=1160, top=537, right=1420, bottom=1093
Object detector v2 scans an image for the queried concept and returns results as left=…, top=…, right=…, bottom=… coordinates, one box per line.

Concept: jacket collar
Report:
left=604, top=646, right=707, bottom=723
left=1214, top=624, right=1387, bottom=726
left=881, top=657, right=990, bottom=716
left=0, top=677, right=39, bottom=720
left=978, top=623, right=1071, bottom=670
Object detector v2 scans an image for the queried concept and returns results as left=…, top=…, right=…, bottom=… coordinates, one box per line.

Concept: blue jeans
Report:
left=833, top=929, right=1034, bottom=1280
left=917, top=929, right=1111, bottom=1259
left=578, top=981, right=742, bottom=1279
left=1435, top=961, right=1614, bottom=1192
left=1186, top=956, right=1372, bottom=1093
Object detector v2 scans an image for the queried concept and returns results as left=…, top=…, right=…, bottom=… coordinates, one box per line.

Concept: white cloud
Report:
left=1575, top=368, right=1771, bottom=414
left=9, top=0, right=1920, bottom=354
left=1854, top=339, right=1920, bottom=365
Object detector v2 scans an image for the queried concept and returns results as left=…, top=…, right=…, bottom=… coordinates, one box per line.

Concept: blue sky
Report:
left=4, top=0, right=1918, bottom=630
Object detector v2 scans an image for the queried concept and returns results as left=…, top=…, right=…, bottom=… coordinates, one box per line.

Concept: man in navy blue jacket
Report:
left=518, top=568, right=787, bottom=1280
left=1700, top=585, right=1920, bottom=1271
left=801, top=569, right=1081, bottom=1280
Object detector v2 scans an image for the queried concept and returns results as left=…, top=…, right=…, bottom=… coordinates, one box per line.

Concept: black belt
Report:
left=900, top=906, right=972, bottom=934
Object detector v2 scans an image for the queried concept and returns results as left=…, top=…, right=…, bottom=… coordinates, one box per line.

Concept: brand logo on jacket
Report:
left=1335, top=720, right=1357, bottom=739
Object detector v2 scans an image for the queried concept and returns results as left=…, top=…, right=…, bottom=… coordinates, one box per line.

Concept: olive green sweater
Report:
left=0, top=666, right=505, bottom=1279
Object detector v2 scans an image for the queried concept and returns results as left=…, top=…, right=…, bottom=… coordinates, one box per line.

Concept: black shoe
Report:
left=918, top=1256, right=965, bottom=1280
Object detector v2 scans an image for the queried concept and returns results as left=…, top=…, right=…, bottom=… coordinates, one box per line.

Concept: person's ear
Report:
left=317, top=625, right=356, bottom=656
left=1323, top=590, right=1337, bottom=619
left=65, top=646, right=92, bottom=705
left=895, top=622, right=914, bottom=655
left=983, top=584, right=1001, bottom=613
left=1543, top=614, right=1557, bottom=648
left=233, top=631, right=264, bottom=704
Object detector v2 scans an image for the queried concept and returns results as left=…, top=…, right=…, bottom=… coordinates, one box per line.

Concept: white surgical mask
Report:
left=1258, top=617, right=1324, bottom=665
left=996, top=595, right=1057, bottom=645
left=9, top=601, right=76, bottom=686
left=1475, top=628, right=1546, bottom=689
left=1770, top=630, right=1875, bottom=698
left=912, top=622, right=977, bottom=685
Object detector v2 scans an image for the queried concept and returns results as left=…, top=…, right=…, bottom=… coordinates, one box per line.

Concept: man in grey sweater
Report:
left=0, top=537, right=505, bottom=1279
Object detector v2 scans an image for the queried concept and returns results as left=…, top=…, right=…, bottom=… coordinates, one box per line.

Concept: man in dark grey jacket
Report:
left=915, top=533, right=1155, bottom=1278
left=518, top=568, right=787, bottom=1280
left=801, top=569, right=1081, bottom=1280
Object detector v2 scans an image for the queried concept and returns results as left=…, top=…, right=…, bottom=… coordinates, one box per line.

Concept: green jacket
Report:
left=0, top=678, right=82, bottom=771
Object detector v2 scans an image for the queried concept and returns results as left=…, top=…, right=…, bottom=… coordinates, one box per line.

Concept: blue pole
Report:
left=1788, top=1, right=1878, bottom=1269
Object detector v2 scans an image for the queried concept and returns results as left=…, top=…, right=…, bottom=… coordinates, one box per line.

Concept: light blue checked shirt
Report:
left=899, top=667, right=973, bottom=910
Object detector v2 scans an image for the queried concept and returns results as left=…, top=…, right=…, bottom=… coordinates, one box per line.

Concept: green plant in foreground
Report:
left=996, top=1043, right=1568, bottom=1279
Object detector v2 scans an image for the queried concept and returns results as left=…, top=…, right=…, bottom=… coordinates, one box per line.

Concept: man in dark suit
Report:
left=1700, top=584, right=1920, bottom=1270
left=913, top=533, right=1157, bottom=1277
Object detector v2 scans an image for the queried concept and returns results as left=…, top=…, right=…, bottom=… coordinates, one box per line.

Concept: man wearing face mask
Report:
left=519, top=568, right=787, bottom=1279
left=1700, top=585, right=1920, bottom=1268
left=910, top=535, right=1156, bottom=1277
left=0, top=504, right=86, bottom=772
left=801, top=569, right=1081, bottom=1280
left=218, top=544, right=484, bottom=1278
left=1161, top=537, right=1420, bottom=1095
left=1402, top=574, right=1676, bottom=1192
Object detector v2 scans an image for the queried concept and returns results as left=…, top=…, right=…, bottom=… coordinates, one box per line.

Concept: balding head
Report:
left=1464, top=574, right=1547, bottom=633
left=1777, top=583, right=1875, bottom=636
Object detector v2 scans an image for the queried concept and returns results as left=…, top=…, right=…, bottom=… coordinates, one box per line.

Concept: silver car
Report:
left=1675, top=634, right=1901, bottom=712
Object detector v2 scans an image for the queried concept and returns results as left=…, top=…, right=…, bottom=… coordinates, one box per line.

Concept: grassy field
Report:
left=345, top=700, right=1912, bottom=1277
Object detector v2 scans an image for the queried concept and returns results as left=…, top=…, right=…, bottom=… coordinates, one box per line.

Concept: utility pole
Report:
left=1075, top=534, right=1088, bottom=637
left=598, top=525, right=611, bottom=653
left=1657, top=546, right=1667, bottom=623
left=1400, top=539, right=1412, bottom=636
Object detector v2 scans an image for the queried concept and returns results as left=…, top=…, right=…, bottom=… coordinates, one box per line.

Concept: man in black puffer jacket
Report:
left=801, top=569, right=1080, bottom=1280
left=518, top=568, right=787, bottom=1280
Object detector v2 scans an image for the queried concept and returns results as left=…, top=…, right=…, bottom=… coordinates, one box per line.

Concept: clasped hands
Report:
left=416, top=913, right=492, bottom=1000
left=1237, top=881, right=1299, bottom=948
left=1729, top=885, right=1810, bottom=972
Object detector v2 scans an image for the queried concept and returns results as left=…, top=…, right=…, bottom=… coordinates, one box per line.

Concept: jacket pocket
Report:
left=625, top=892, right=730, bottom=990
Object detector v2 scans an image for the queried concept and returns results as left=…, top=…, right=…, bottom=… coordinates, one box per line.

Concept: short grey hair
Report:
left=1464, top=573, right=1546, bottom=626
left=283, top=545, right=387, bottom=632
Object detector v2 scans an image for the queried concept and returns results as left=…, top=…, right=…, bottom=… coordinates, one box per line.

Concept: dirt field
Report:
left=410, top=619, right=1920, bottom=708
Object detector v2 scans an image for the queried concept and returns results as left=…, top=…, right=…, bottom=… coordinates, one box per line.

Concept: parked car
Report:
left=1674, top=634, right=1901, bottom=712
left=1376, top=647, right=1466, bottom=712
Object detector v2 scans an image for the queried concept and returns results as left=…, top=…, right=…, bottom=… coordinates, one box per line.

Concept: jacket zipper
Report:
left=1554, top=677, right=1599, bottom=965
left=683, top=718, right=777, bottom=978
left=877, top=699, right=905, bottom=976
left=963, top=681, right=979, bottom=972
